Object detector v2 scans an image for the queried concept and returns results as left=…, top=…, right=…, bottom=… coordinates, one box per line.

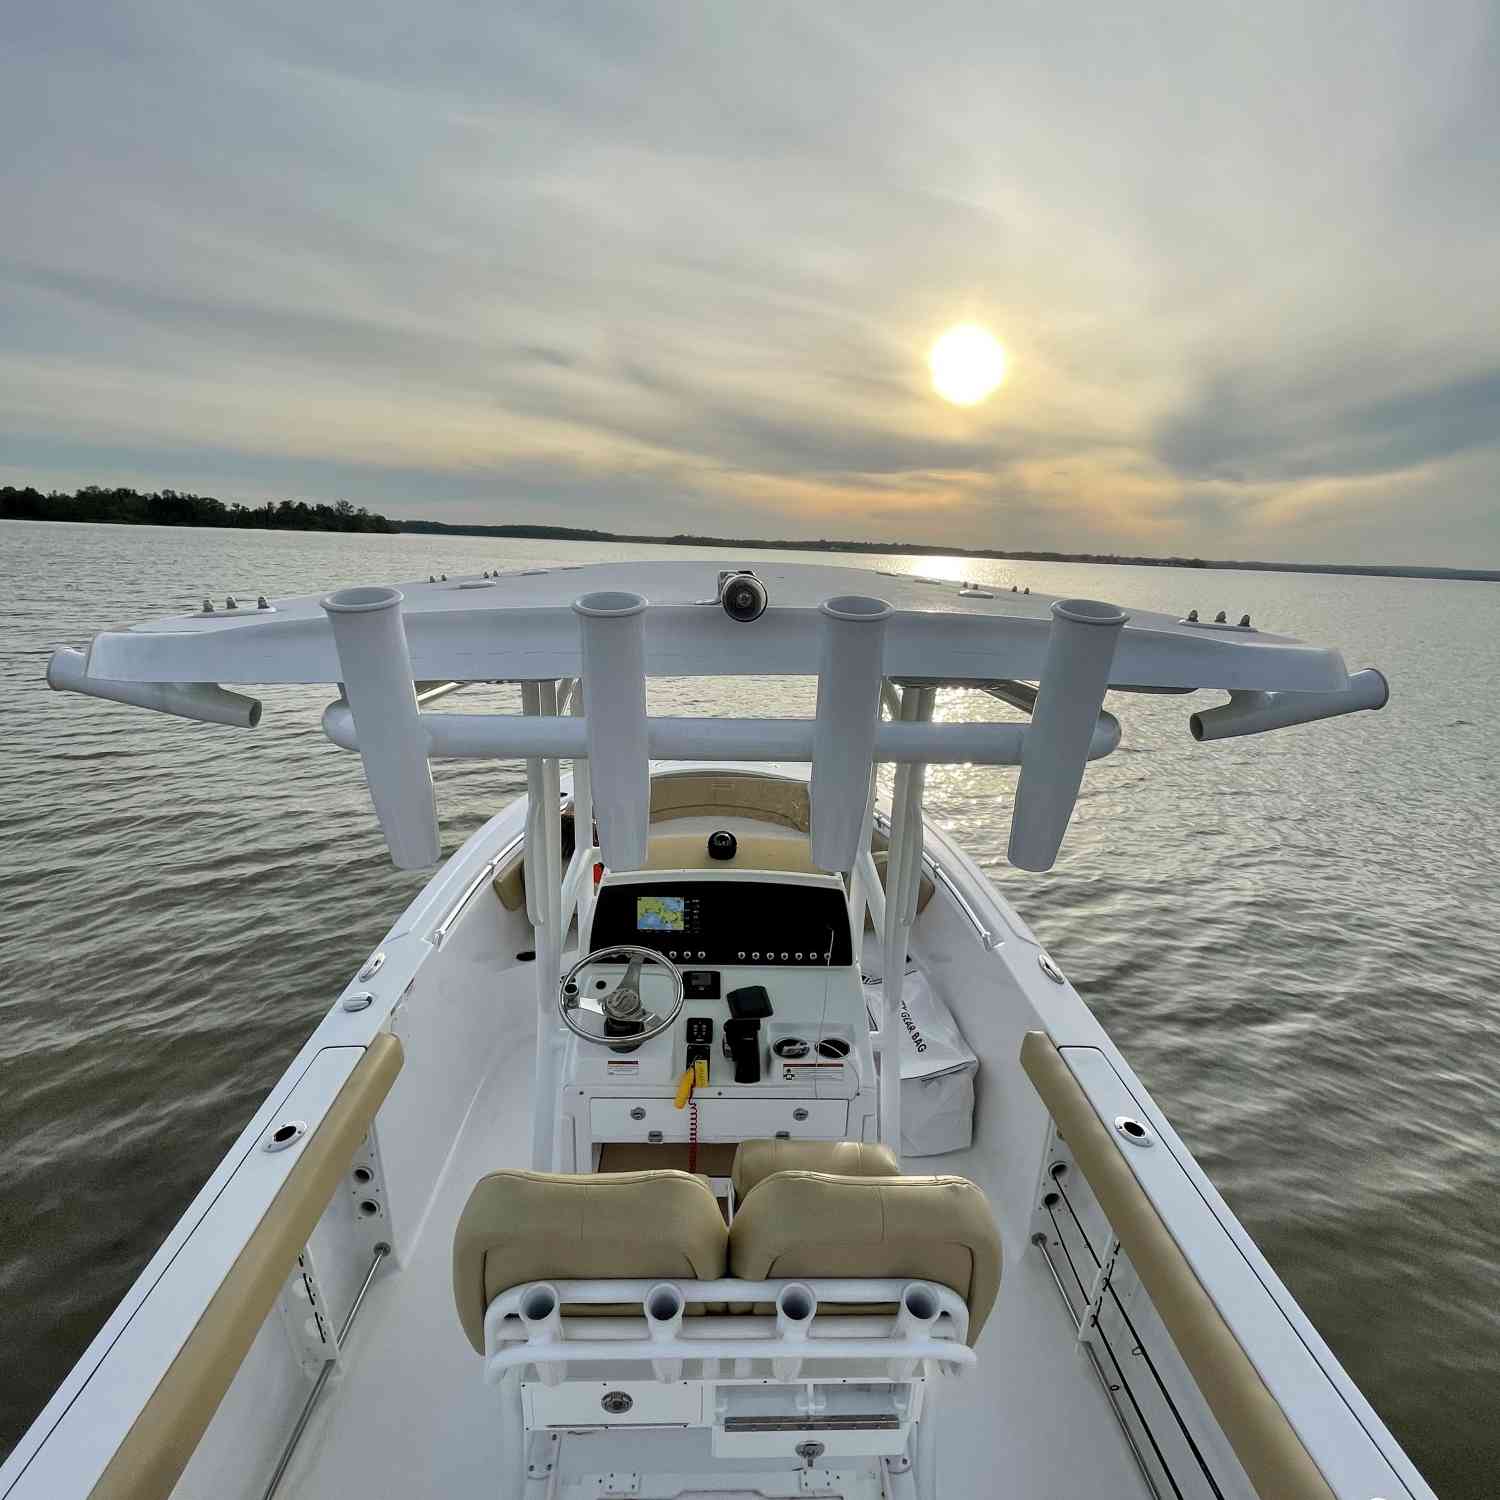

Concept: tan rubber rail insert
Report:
left=89, top=1034, right=404, bottom=1500
left=1020, top=1031, right=1335, bottom=1500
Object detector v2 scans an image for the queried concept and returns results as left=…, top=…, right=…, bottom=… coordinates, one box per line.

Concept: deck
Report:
left=275, top=1000, right=1141, bottom=1499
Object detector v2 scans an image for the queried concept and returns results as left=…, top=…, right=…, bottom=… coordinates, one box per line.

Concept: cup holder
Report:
left=816, top=1037, right=850, bottom=1060
left=772, top=1037, right=810, bottom=1059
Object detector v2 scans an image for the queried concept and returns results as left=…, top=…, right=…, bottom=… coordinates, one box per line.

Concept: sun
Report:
left=930, top=324, right=1006, bottom=406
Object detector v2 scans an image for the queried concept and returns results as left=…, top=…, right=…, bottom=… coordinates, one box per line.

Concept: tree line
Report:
left=0, top=485, right=399, bottom=533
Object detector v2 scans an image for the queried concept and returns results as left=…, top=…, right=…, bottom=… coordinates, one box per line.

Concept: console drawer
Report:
left=591, top=1097, right=848, bottom=1142
left=525, top=1378, right=704, bottom=1429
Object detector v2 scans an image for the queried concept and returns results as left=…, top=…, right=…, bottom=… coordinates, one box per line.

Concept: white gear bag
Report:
left=863, top=957, right=978, bottom=1157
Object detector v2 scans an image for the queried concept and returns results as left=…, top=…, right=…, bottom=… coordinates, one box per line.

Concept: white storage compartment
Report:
left=525, top=1378, right=704, bottom=1429
left=711, top=1380, right=919, bottom=1458
left=590, top=1096, right=848, bottom=1142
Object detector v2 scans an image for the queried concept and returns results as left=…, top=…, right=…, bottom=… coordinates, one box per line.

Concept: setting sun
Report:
left=930, top=324, right=1006, bottom=406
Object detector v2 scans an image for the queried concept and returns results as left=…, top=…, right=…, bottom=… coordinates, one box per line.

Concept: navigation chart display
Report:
left=594, top=880, right=853, bottom=967
left=637, top=895, right=686, bottom=932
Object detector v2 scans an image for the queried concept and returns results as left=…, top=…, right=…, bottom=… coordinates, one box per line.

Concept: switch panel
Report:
left=685, top=1016, right=713, bottom=1078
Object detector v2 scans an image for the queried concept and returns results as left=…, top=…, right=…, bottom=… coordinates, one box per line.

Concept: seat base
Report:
left=599, top=1141, right=738, bottom=1178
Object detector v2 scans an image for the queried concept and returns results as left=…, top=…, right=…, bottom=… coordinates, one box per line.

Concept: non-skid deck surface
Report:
left=280, top=1013, right=1144, bottom=1498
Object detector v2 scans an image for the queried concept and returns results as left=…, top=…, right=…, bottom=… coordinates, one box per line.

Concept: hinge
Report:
left=584, top=1473, right=640, bottom=1496
left=276, top=1245, right=337, bottom=1374
left=526, top=1431, right=559, bottom=1480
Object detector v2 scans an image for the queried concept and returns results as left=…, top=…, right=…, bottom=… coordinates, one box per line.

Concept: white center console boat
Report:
left=7, top=559, right=1423, bottom=1500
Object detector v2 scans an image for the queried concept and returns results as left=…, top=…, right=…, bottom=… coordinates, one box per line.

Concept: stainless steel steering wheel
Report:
left=558, top=945, right=685, bottom=1047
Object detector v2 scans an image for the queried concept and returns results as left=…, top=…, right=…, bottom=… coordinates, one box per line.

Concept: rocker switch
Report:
left=685, top=1017, right=713, bottom=1079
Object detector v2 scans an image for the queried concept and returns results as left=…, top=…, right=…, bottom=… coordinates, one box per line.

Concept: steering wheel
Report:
left=559, top=945, right=685, bottom=1049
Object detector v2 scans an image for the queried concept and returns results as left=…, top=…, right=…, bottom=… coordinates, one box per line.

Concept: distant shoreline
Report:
left=398, top=519, right=1500, bottom=583
left=0, top=485, right=399, bottom=535
left=4, top=493, right=1493, bottom=580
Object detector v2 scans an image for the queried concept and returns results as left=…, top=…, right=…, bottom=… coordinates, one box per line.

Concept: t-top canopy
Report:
left=60, top=560, right=1350, bottom=690
left=45, top=559, right=1388, bottom=874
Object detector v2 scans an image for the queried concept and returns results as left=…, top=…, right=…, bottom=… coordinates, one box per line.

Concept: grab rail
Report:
left=320, top=703, right=1122, bottom=767
left=86, top=1036, right=404, bottom=1500
left=1020, top=1032, right=1337, bottom=1500
left=430, top=833, right=525, bottom=948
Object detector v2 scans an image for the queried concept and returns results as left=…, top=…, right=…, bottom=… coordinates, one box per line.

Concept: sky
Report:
left=2, top=1, right=1497, bottom=565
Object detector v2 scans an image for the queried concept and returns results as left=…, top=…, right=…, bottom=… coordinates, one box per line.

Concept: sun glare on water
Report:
left=929, top=324, right=1006, bottom=406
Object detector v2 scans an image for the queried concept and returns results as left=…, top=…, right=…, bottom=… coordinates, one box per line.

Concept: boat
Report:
left=6, top=558, right=1420, bottom=1500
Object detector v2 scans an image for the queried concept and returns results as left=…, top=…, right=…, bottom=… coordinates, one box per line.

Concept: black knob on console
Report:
left=707, top=829, right=737, bottom=861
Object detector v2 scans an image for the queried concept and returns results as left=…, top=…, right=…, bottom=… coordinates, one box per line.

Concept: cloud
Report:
left=1, top=0, right=1497, bottom=564
left=1153, top=364, right=1500, bottom=485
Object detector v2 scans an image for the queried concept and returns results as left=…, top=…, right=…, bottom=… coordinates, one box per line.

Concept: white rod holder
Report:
left=1008, top=599, right=1127, bottom=872
left=892, top=1281, right=942, bottom=1379
left=46, top=648, right=262, bottom=728
left=773, top=1282, right=817, bottom=1382
left=810, top=596, right=893, bottom=872
left=486, top=1277, right=971, bottom=1347
left=644, top=1283, right=685, bottom=1383
left=573, top=592, right=650, bottom=870
left=1190, top=668, right=1388, bottom=742
left=321, top=587, right=440, bottom=869
left=519, top=1283, right=565, bottom=1388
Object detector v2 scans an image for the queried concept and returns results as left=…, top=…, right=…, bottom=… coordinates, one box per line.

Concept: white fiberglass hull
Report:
left=0, top=769, right=1432, bottom=1500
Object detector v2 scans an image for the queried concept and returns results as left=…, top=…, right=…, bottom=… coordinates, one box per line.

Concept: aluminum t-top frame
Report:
left=44, top=558, right=1388, bottom=879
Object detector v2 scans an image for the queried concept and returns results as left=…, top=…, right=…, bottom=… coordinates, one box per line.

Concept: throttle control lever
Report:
left=722, top=1017, right=763, bottom=1084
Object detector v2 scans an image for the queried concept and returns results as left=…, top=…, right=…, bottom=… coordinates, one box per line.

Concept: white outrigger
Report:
left=8, top=559, right=1417, bottom=1500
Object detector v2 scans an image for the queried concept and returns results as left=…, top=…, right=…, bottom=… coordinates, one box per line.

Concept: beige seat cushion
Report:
left=728, top=1172, right=1002, bottom=1343
left=732, top=1139, right=901, bottom=1201
left=864, top=850, right=936, bottom=926
left=646, top=828, right=819, bottom=873
left=453, top=1169, right=728, bottom=1352
left=649, top=772, right=809, bottom=832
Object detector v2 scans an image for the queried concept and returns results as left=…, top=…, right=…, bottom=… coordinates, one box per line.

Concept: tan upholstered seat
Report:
left=731, top=1139, right=901, bottom=1201
left=452, top=1169, right=728, bottom=1353
left=728, top=1172, right=1002, bottom=1343
left=645, top=828, right=818, bottom=872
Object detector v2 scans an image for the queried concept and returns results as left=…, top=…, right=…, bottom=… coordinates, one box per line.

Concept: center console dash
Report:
left=589, top=877, right=854, bottom=968
left=556, top=873, right=877, bottom=1167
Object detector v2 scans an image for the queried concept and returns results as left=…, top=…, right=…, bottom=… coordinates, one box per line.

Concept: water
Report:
left=1, top=519, right=1495, bottom=1495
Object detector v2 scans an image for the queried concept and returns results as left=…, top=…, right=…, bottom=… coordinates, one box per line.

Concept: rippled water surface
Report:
left=1, top=519, right=1495, bottom=1495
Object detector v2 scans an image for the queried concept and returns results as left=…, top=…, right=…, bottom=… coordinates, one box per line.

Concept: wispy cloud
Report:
left=2, top=0, right=1496, bottom=563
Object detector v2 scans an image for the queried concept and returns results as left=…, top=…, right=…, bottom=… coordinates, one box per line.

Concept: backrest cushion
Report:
left=453, top=1169, right=728, bottom=1352
left=728, top=1172, right=1002, bottom=1343
left=731, top=1139, right=901, bottom=1201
